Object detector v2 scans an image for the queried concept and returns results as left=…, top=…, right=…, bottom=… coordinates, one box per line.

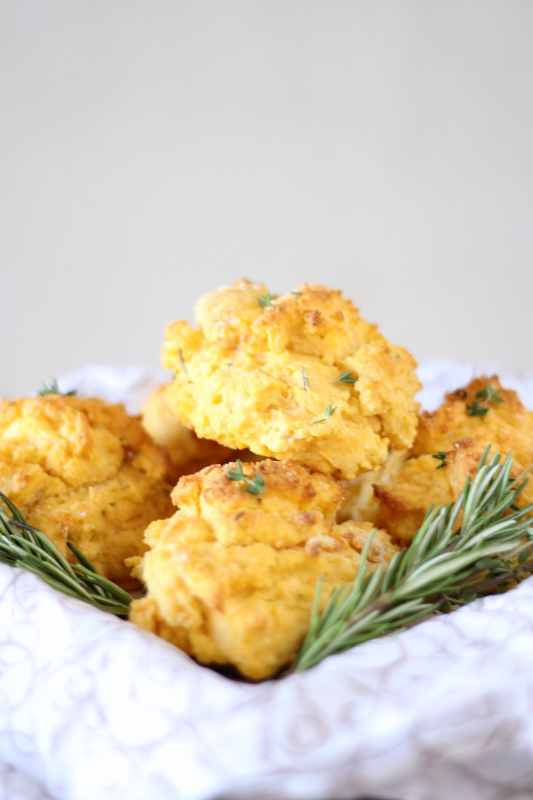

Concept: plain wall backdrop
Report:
left=1, top=0, right=532, bottom=398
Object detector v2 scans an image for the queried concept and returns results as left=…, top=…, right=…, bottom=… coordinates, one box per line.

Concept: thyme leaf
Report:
left=466, top=400, right=489, bottom=417
left=226, top=460, right=265, bottom=495
left=476, top=383, right=503, bottom=404
left=334, top=371, right=358, bottom=385
left=257, top=292, right=277, bottom=309
left=432, top=450, right=448, bottom=468
left=178, top=349, right=190, bottom=382
left=37, top=379, right=77, bottom=397
left=312, top=403, right=337, bottom=424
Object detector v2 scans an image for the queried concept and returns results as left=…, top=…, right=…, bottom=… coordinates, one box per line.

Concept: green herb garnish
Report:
left=178, top=349, right=190, bottom=382
left=312, top=403, right=337, bottom=424
left=432, top=450, right=448, bottom=468
left=226, top=460, right=265, bottom=495
left=0, top=494, right=132, bottom=617
left=294, top=448, right=533, bottom=672
left=37, top=379, right=76, bottom=397
left=334, top=371, right=358, bottom=385
left=466, top=400, right=489, bottom=417
left=466, top=382, right=503, bottom=416
left=302, top=367, right=310, bottom=390
left=258, top=292, right=277, bottom=309
left=476, top=383, right=503, bottom=404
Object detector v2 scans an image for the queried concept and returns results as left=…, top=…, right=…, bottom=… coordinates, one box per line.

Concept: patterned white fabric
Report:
left=2, top=361, right=533, bottom=800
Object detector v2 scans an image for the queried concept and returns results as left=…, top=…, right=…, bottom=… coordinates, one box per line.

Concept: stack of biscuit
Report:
left=3, top=279, right=531, bottom=680
left=130, top=280, right=423, bottom=680
left=132, top=282, right=533, bottom=680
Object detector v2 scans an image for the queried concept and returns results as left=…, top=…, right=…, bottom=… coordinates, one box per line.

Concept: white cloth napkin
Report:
left=2, top=361, right=533, bottom=800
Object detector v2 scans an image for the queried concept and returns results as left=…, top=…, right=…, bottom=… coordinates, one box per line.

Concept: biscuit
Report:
left=129, top=459, right=398, bottom=680
left=371, top=378, right=533, bottom=543
left=162, top=280, right=421, bottom=480
left=0, top=395, right=174, bottom=588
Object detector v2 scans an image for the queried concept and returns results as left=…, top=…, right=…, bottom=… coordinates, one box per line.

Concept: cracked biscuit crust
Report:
left=372, top=377, right=533, bottom=543
left=162, top=280, right=421, bottom=480
left=128, top=459, right=398, bottom=681
left=0, top=395, right=174, bottom=588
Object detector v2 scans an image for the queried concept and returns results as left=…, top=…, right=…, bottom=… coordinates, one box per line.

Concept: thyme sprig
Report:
left=432, top=450, right=448, bottom=469
left=476, top=383, right=503, bottom=404
left=294, top=448, right=533, bottom=672
left=466, top=400, right=489, bottom=417
left=334, top=371, right=358, bottom=385
left=466, top=382, right=503, bottom=416
left=178, top=349, right=190, bottom=382
left=0, top=494, right=132, bottom=617
left=312, top=403, right=337, bottom=424
left=226, top=460, right=265, bottom=495
left=258, top=292, right=277, bottom=309
left=37, top=379, right=77, bottom=397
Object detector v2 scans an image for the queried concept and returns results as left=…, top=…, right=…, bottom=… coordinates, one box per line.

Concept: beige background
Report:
left=1, top=1, right=532, bottom=399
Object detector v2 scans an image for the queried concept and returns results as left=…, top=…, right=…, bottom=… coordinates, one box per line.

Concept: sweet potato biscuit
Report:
left=128, top=459, right=399, bottom=681
left=372, top=378, right=533, bottom=543
left=411, top=377, right=533, bottom=462
left=162, top=280, right=421, bottom=480
left=0, top=395, right=174, bottom=588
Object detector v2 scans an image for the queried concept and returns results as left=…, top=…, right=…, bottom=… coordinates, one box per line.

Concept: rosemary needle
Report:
left=294, top=448, right=533, bottom=671
left=0, top=494, right=132, bottom=617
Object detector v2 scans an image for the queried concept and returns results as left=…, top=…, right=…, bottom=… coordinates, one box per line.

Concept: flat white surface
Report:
left=2, top=362, right=533, bottom=800
left=1, top=1, right=533, bottom=397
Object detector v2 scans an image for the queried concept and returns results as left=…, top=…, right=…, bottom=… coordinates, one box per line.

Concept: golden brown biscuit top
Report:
left=157, top=459, right=346, bottom=549
left=162, top=280, right=421, bottom=479
left=130, top=459, right=399, bottom=679
left=0, top=395, right=169, bottom=488
left=365, top=377, right=533, bottom=544
left=411, top=376, right=533, bottom=466
left=0, top=394, right=174, bottom=588
left=193, top=279, right=378, bottom=359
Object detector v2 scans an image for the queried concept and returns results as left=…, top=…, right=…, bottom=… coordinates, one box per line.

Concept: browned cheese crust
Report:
left=128, top=459, right=398, bottom=681
left=371, top=377, right=533, bottom=543
left=161, top=280, right=421, bottom=480
left=0, top=395, right=174, bottom=588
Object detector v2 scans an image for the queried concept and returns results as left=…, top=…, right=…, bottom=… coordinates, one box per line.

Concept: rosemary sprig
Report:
left=334, top=371, right=358, bottom=385
left=312, top=403, right=337, bottom=424
left=0, top=494, right=132, bottom=617
left=37, top=379, right=77, bottom=397
left=432, top=450, right=448, bottom=468
left=294, top=448, right=533, bottom=672
left=226, top=460, right=265, bottom=495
